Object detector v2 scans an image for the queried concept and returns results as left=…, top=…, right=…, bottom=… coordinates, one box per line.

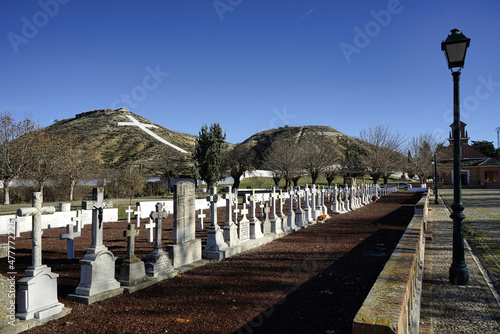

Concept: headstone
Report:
left=233, top=194, right=239, bottom=224
left=287, top=188, right=297, bottom=231
left=144, top=217, right=154, bottom=242
left=304, top=185, right=312, bottom=222
left=125, top=206, right=133, bottom=223
left=222, top=186, right=240, bottom=247
left=12, top=216, right=24, bottom=238
left=72, top=210, right=84, bottom=233
left=204, top=187, right=228, bottom=251
left=166, top=182, right=202, bottom=267
left=119, top=224, right=147, bottom=286
left=197, top=208, right=206, bottom=231
left=238, top=203, right=250, bottom=242
left=331, top=185, right=340, bottom=214
left=269, top=188, right=282, bottom=234
left=295, top=187, right=306, bottom=227
left=277, top=190, right=288, bottom=231
left=16, top=192, right=63, bottom=320
left=248, top=190, right=263, bottom=239
left=320, top=186, right=328, bottom=215
left=71, top=188, right=121, bottom=301
left=310, top=185, right=318, bottom=220
left=59, top=223, right=81, bottom=260
left=145, top=203, right=174, bottom=277
left=262, top=203, right=271, bottom=235
left=134, top=204, right=142, bottom=228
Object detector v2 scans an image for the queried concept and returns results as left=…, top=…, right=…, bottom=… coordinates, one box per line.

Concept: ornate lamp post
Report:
left=432, top=153, right=438, bottom=204
left=442, top=29, right=470, bottom=285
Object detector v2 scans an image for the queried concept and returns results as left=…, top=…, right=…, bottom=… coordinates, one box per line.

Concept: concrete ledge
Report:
left=353, top=195, right=427, bottom=334
left=67, top=287, right=124, bottom=305
left=1, top=307, right=71, bottom=334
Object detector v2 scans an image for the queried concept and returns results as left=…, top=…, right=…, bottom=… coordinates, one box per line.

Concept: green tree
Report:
left=471, top=140, right=496, bottom=157
left=193, top=123, right=227, bottom=189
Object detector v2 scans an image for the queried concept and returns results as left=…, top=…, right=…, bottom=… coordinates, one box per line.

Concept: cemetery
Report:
left=0, top=180, right=435, bottom=333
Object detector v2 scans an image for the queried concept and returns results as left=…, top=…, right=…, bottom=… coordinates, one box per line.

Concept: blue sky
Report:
left=1, top=0, right=499, bottom=147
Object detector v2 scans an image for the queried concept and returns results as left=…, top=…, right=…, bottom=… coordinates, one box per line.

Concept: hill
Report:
left=235, top=125, right=360, bottom=168
left=45, top=108, right=198, bottom=175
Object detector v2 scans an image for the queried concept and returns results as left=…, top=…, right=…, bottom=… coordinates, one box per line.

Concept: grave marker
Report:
left=134, top=204, right=142, bottom=228
left=238, top=203, right=250, bottom=242
left=59, top=223, right=81, bottom=260
left=197, top=208, right=206, bottom=231
left=222, top=186, right=240, bottom=246
left=119, top=224, right=146, bottom=286
left=248, top=190, right=263, bottom=239
left=145, top=203, right=174, bottom=277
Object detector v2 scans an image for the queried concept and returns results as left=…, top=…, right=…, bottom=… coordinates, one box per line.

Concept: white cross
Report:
left=11, top=216, right=25, bottom=238
left=125, top=205, right=134, bottom=223
left=118, top=114, right=188, bottom=153
left=144, top=217, right=155, bottom=242
left=134, top=204, right=142, bottom=228
left=197, top=208, right=206, bottom=231
left=60, top=223, right=81, bottom=260
left=71, top=210, right=84, bottom=233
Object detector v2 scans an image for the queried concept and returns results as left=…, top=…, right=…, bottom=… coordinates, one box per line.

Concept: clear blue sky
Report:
left=1, top=0, right=499, bottom=147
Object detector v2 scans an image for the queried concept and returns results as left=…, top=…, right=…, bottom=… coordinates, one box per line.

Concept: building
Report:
left=439, top=122, right=500, bottom=187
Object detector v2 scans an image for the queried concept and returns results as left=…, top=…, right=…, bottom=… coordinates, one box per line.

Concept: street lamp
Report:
left=432, top=153, right=438, bottom=204
left=442, top=28, right=470, bottom=285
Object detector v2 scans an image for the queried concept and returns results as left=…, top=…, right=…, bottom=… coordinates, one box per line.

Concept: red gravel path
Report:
left=1, top=191, right=421, bottom=334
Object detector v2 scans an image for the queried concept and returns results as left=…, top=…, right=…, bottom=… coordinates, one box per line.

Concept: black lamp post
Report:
left=442, top=28, right=470, bottom=285
left=432, top=153, right=438, bottom=204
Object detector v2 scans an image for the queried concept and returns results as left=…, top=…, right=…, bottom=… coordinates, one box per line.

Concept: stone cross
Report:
left=60, top=223, right=81, bottom=260
left=223, top=186, right=234, bottom=225
left=197, top=208, right=206, bottom=231
left=207, top=186, right=219, bottom=226
left=124, top=223, right=139, bottom=259
left=125, top=206, right=134, bottom=223
left=249, top=190, right=257, bottom=220
left=12, top=216, right=25, bottom=238
left=151, top=202, right=169, bottom=251
left=277, top=190, right=286, bottom=218
left=233, top=198, right=239, bottom=223
left=71, top=210, right=84, bottom=233
left=144, top=217, right=154, bottom=242
left=269, top=188, right=278, bottom=220
left=239, top=203, right=249, bottom=221
left=17, top=192, right=55, bottom=267
left=134, top=204, right=142, bottom=228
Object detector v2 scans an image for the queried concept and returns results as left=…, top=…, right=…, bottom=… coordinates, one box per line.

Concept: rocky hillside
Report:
left=45, top=108, right=198, bottom=175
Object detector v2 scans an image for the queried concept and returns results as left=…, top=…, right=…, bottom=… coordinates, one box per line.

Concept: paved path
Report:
left=420, top=191, right=500, bottom=333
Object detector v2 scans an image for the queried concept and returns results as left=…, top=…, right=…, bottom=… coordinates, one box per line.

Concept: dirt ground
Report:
left=1, top=192, right=421, bottom=334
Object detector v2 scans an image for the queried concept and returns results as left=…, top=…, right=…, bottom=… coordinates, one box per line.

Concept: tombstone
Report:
left=197, top=208, right=206, bottom=232
left=134, top=204, right=142, bottom=228
left=204, top=187, right=228, bottom=253
left=166, top=182, right=202, bottom=267
left=59, top=223, right=81, bottom=260
left=310, top=185, right=319, bottom=220
left=119, top=224, right=147, bottom=286
left=222, top=186, right=240, bottom=247
left=320, top=186, right=328, bottom=215
left=303, top=185, right=312, bottom=223
left=125, top=206, right=134, bottom=223
left=238, top=203, right=250, bottom=242
left=295, top=187, right=307, bottom=228
left=344, top=187, right=351, bottom=212
left=12, top=216, right=24, bottom=238
left=287, top=188, right=297, bottom=231
left=70, top=188, right=121, bottom=302
left=248, top=190, right=264, bottom=239
left=277, top=190, right=288, bottom=231
left=331, top=185, right=341, bottom=214
left=233, top=193, right=240, bottom=224
left=269, top=188, right=282, bottom=234
left=72, top=210, right=84, bottom=233
left=15, top=192, right=63, bottom=320
left=262, top=203, right=272, bottom=235
left=144, top=217, right=155, bottom=242
left=145, top=203, right=174, bottom=277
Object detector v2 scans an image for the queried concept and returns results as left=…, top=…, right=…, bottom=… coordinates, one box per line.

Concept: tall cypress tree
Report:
left=193, top=123, right=226, bottom=189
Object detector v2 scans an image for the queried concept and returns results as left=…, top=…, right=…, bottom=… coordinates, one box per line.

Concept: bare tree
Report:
left=324, top=165, right=340, bottom=187
left=300, top=136, right=339, bottom=185
left=0, top=112, right=37, bottom=204
left=408, top=134, right=443, bottom=183
left=359, top=125, right=405, bottom=184
left=58, top=129, right=103, bottom=201
left=120, top=165, right=146, bottom=205
left=21, top=129, right=65, bottom=195
left=262, top=136, right=303, bottom=189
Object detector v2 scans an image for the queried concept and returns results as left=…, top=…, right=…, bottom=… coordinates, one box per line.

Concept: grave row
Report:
left=9, top=182, right=396, bottom=322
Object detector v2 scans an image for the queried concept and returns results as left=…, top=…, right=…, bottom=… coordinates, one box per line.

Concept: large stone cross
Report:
left=88, top=188, right=108, bottom=250
left=151, top=203, right=168, bottom=251
left=60, top=223, right=81, bottom=260
left=223, top=186, right=234, bottom=225
left=248, top=190, right=257, bottom=220
left=124, top=223, right=140, bottom=259
left=17, top=192, right=55, bottom=267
